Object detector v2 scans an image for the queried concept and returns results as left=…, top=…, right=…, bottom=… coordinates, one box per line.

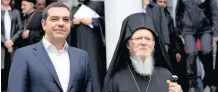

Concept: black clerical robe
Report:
left=109, top=66, right=172, bottom=92
left=102, top=13, right=174, bottom=92
left=69, top=1, right=106, bottom=92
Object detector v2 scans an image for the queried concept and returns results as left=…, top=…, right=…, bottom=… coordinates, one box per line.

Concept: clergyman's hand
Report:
left=176, top=53, right=182, bottom=62
left=167, top=80, right=183, bottom=92
left=81, top=18, right=92, bottom=25
left=72, top=18, right=81, bottom=25
left=22, top=30, right=30, bottom=39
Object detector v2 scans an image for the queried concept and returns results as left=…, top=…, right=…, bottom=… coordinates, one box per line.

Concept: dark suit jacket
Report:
left=1, top=8, right=23, bottom=68
left=147, top=2, right=170, bottom=45
left=164, top=8, right=183, bottom=53
left=176, top=0, right=218, bottom=35
left=8, top=41, right=92, bottom=92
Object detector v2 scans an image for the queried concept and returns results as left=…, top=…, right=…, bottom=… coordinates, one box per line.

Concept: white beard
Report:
left=130, top=53, right=154, bottom=76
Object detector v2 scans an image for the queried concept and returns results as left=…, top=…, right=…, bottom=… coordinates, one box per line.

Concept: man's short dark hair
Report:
left=42, top=2, right=71, bottom=20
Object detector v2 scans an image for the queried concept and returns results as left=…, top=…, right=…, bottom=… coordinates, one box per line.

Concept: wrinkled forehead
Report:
left=131, top=29, right=154, bottom=38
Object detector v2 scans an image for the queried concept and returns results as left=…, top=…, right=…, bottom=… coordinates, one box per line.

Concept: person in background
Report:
left=176, top=0, right=218, bottom=91
left=1, top=0, right=23, bottom=91
left=35, top=0, right=46, bottom=12
left=71, top=0, right=106, bottom=92
left=154, top=0, right=188, bottom=91
left=141, top=0, right=172, bottom=70
left=142, top=0, right=170, bottom=52
left=20, top=0, right=43, bottom=47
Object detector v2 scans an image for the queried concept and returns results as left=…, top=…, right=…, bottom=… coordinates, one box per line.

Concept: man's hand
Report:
left=22, top=30, right=30, bottom=39
left=8, top=47, right=13, bottom=53
left=165, top=45, right=169, bottom=52
left=214, top=36, right=218, bottom=42
left=81, top=18, right=92, bottom=25
left=167, top=80, right=183, bottom=92
left=4, top=40, right=14, bottom=48
left=176, top=53, right=182, bottom=62
left=72, top=18, right=81, bottom=25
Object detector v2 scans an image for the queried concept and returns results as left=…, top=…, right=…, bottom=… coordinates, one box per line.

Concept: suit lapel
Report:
left=1, top=11, right=5, bottom=34
left=8, top=10, right=13, bottom=20
left=8, top=10, right=14, bottom=36
left=32, top=41, right=63, bottom=91
left=67, top=48, right=79, bottom=91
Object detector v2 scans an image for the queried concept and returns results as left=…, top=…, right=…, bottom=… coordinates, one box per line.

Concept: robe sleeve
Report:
left=102, top=77, right=119, bottom=92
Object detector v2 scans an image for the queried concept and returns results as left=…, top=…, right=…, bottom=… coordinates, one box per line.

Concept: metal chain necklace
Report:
left=126, top=62, right=151, bottom=92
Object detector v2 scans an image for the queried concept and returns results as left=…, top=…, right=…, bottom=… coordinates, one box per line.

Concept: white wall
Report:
left=105, top=0, right=142, bottom=68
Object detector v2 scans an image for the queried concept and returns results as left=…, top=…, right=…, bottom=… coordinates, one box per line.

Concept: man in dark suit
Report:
left=8, top=2, right=92, bottom=92
left=176, top=0, right=218, bottom=91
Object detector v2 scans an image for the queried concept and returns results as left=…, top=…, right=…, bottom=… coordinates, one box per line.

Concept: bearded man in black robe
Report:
left=102, top=13, right=183, bottom=92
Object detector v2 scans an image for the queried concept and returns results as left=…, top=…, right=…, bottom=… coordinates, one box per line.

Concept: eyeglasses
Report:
left=130, top=36, right=154, bottom=42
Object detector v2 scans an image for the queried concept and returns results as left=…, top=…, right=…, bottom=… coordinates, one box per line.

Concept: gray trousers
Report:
left=184, top=33, right=213, bottom=87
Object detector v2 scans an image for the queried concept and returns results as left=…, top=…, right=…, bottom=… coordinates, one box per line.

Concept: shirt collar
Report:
left=42, top=37, right=69, bottom=52
left=1, top=6, right=12, bottom=11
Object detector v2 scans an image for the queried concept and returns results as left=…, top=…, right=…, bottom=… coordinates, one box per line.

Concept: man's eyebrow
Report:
left=62, top=16, right=70, bottom=18
left=49, top=16, right=59, bottom=18
left=49, top=16, right=70, bottom=18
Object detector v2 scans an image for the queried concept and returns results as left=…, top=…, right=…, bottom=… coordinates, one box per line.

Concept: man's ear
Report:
left=152, top=41, right=155, bottom=48
left=152, top=41, right=155, bottom=52
left=41, top=19, right=46, bottom=31
left=126, top=40, right=130, bottom=49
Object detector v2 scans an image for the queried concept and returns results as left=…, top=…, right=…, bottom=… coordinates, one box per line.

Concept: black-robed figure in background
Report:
left=18, top=0, right=43, bottom=47
left=154, top=0, right=188, bottom=91
left=69, top=0, right=106, bottom=92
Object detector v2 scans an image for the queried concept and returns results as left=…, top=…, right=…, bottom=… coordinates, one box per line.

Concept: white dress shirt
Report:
left=142, top=7, right=147, bottom=13
left=3, top=7, right=12, bottom=40
left=142, top=1, right=150, bottom=13
left=42, top=38, right=70, bottom=92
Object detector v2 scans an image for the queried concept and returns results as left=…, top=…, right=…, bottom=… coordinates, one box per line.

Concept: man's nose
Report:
left=139, top=39, right=147, bottom=45
left=57, top=19, right=64, bottom=27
